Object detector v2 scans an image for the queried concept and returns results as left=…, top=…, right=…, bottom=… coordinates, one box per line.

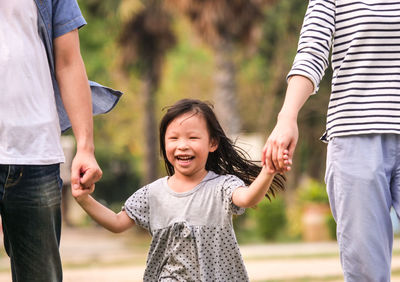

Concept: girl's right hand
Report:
left=264, top=149, right=292, bottom=174
left=71, top=183, right=95, bottom=202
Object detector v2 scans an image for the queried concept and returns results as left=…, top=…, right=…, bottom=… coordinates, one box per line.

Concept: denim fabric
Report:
left=33, top=0, right=123, bottom=132
left=325, top=134, right=400, bottom=282
left=0, top=165, right=63, bottom=282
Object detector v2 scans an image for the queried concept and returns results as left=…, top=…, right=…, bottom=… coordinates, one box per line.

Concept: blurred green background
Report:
left=67, top=0, right=337, bottom=243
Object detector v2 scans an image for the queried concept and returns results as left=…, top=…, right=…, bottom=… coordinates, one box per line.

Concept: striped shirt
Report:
left=288, top=0, right=400, bottom=140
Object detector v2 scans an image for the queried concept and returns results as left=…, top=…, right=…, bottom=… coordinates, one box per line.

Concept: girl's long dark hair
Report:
left=159, top=99, right=285, bottom=199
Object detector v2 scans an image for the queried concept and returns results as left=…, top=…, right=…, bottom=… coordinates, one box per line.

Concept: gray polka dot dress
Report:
left=123, top=171, right=250, bottom=281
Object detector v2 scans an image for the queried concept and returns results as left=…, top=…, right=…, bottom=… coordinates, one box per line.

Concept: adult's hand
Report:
left=262, top=115, right=298, bottom=172
left=71, top=149, right=102, bottom=190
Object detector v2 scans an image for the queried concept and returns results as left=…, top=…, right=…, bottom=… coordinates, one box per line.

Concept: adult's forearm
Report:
left=56, top=63, right=94, bottom=151
left=54, top=30, right=94, bottom=152
left=278, top=75, right=314, bottom=121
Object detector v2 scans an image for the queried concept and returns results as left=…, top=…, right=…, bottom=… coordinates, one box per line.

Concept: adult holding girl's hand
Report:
left=262, top=75, right=314, bottom=172
left=70, top=149, right=102, bottom=190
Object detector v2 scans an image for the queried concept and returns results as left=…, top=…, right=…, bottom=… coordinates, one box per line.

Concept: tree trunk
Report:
left=143, top=68, right=159, bottom=183
left=214, top=40, right=241, bottom=137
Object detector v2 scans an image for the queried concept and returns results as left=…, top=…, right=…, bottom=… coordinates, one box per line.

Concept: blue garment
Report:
left=0, top=164, right=63, bottom=281
left=33, top=0, right=122, bottom=132
left=326, top=134, right=400, bottom=282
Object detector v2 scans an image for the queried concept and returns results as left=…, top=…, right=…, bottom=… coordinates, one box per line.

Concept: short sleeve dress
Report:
left=123, top=171, right=249, bottom=281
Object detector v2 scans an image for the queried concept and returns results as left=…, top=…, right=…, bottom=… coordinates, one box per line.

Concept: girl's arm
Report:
left=73, top=188, right=135, bottom=233
left=232, top=152, right=290, bottom=208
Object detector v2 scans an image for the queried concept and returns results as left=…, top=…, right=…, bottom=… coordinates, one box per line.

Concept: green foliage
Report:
left=238, top=0, right=310, bottom=133
left=158, top=18, right=214, bottom=108
left=119, top=3, right=176, bottom=75
left=298, top=178, right=329, bottom=204
left=78, top=0, right=120, bottom=85
left=326, top=214, right=337, bottom=240
left=288, top=178, right=337, bottom=241
left=76, top=0, right=334, bottom=217
left=92, top=146, right=142, bottom=211
left=286, top=178, right=331, bottom=239
left=247, top=197, right=287, bottom=241
left=259, top=0, right=307, bottom=69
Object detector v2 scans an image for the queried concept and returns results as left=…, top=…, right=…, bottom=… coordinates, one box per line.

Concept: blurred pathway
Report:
left=1, top=227, right=400, bottom=281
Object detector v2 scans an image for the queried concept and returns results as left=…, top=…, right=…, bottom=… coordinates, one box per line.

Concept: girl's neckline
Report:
left=163, top=171, right=215, bottom=197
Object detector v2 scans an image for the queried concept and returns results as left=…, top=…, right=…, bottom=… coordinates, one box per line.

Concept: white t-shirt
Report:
left=0, top=0, right=65, bottom=164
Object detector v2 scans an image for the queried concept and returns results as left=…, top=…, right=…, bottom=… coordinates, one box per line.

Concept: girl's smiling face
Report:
left=165, top=112, right=218, bottom=179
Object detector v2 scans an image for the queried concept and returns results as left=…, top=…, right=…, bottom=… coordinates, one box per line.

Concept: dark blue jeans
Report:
left=0, top=164, right=62, bottom=282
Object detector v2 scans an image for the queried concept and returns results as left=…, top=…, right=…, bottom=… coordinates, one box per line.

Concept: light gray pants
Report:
left=326, top=134, right=400, bottom=282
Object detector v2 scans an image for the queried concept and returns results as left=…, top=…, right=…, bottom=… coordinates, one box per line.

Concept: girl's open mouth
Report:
left=176, top=155, right=195, bottom=161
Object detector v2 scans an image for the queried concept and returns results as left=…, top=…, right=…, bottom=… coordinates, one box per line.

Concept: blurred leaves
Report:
left=297, top=178, right=329, bottom=204
left=166, top=0, right=269, bottom=48
left=248, top=197, right=287, bottom=241
left=119, top=1, right=176, bottom=75
left=78, top=0, right=331, bottom=205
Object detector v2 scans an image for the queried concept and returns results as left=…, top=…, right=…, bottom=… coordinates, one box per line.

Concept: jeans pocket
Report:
left=4, top=164, right=61, bottom=207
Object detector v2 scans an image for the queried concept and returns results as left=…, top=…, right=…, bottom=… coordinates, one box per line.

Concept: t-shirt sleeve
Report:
left=122, top=185, right=150, bottom=231
left=221, top=175, right=246, bottom=215
left=52, top=0, right=87, bottom=38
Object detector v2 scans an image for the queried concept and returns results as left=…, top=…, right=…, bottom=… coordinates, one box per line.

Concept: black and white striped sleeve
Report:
left=288, top=0, right=335, bottom=93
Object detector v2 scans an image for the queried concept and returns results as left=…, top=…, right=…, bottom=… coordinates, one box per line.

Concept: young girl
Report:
left=72, top=99, right=289, bottom=281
